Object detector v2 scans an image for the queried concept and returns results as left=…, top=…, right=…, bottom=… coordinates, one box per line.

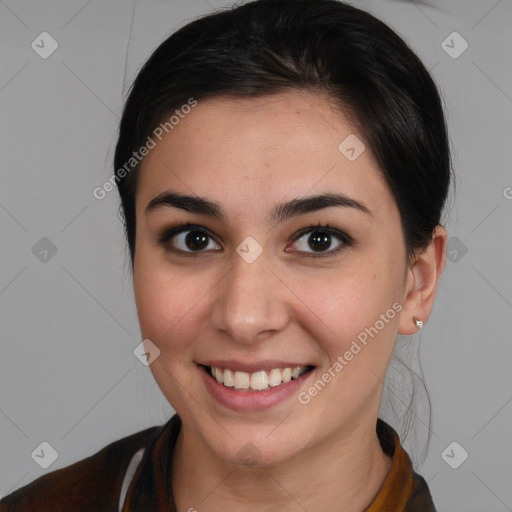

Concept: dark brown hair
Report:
left=114, top=0, right=452, bottom=269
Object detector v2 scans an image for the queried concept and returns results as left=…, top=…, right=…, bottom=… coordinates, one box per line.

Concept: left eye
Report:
left=288, top=225, right=352, bottom=258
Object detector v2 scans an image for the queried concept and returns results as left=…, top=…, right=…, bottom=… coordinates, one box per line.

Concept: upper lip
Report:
left=198, top=360, right=314, bottom=373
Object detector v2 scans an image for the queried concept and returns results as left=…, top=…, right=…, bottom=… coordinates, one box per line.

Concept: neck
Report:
left=171, top=417, right=393, bottom=512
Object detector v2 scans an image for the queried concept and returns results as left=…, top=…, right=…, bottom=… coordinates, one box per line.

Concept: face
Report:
left=133, top=90, right=409, bottom=466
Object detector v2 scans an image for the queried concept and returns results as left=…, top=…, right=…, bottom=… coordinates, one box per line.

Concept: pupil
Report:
left=186, top=231, right=208, bottom=250
left=310, top=232, right=330, bottom=251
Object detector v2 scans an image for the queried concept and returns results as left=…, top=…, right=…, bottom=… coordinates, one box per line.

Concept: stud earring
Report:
left=413, top=316, right=423, bottom=330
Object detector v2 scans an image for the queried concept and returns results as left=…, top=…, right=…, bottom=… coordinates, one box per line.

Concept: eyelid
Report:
left=156, top=222, right=221, bottom=256
left=157, top=222, right=354, bottom=257
left=287, top=223, right=353, bottom=258
left=289, top=223, right=353, bottom=245
left=157, top=222, right=214, bottom=244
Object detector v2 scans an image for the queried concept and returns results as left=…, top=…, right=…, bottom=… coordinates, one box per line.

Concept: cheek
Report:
left=133, top=250, right=215, bottom=414
left=133, top=250, right=205, bottom=354
left=291, top=268, right=400, bottom=418
left=292, top=262, right=400, bottom=370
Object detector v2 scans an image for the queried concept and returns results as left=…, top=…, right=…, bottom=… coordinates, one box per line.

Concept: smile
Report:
left=198, top=362, right=316, bottom=411
left=208, top=365, right=313, bottom=391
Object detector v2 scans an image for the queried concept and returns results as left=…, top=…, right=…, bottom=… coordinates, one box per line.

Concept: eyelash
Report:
left=156, top=222, right=354, bottom=259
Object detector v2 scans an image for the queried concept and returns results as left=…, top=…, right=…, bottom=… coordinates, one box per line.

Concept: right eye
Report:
left=157, top=223, right=221, bottom=256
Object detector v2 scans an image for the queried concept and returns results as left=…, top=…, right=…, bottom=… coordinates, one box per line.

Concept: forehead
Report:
left=135, top=90, right=396, bottom=222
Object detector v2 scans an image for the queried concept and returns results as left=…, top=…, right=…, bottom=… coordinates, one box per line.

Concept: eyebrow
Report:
left=145, top=191, right=372, bottom=223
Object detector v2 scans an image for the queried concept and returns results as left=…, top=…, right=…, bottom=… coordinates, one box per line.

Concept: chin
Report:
left=202, top=422, right=311, bottom=468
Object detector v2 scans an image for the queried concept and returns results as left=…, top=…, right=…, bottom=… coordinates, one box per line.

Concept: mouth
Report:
left=200, top=364, right=315, bottom=392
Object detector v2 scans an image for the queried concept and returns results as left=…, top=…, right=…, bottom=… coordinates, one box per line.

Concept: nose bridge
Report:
left=211, top=249, right=288, bottom=343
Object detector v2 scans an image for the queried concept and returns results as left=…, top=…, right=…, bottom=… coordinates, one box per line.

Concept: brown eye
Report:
left=289, top=224, right=353, bottom=258
left=181, top=230, right=210, bottom=251
left=158, top=224, right=221, bottom=255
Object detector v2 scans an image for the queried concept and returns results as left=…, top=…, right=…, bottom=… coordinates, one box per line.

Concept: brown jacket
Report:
left=0, top=415, right=437, bottom=511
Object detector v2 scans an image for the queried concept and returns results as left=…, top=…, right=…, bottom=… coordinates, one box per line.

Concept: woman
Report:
left=0, top=0, right=451, bottom=510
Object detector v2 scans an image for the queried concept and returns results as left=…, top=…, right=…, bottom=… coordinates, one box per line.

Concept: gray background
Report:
left=1, top=0, right=511, bottom=510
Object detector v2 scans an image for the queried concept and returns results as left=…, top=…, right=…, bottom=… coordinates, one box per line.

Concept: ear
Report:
left=398, top=225, right=448, bottom=335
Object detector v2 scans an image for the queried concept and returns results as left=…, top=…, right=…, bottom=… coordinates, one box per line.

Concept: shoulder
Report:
left=375, top=418, right=438, bottom=512
left=0, top=423, right=166, bottom=512
left=405, top=472, right=438, bottom=512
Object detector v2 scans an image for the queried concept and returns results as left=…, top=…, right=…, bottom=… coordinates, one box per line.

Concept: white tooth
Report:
left=234, top=371, right=250, bottom=389
left=214, top=367, right=223, bottom=384
left=218, top=366, right=309, bottom=390
left=292, top=366, right=302, bottom=379
left=223, top=369, right=234, bottom=387
left=268, top=368, right=282, bottom=387
left=281, top=367, right=292, bottom=382
left=250, top=370, right=269, bottom=391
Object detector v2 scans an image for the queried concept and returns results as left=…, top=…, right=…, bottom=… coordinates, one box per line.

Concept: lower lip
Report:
left=198, top=364, right=314, bottom=411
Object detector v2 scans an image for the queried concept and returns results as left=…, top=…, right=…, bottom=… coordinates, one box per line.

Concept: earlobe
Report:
left=398, top=225, right=448, bottom=335
left=413, top=316, right=423, bottom=330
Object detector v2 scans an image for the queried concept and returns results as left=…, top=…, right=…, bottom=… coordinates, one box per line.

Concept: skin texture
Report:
left=132, top=90, right=447, bottom=511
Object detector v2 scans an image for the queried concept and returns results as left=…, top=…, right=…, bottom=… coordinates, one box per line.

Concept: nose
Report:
left=210, top=250, right=290, bottom=345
